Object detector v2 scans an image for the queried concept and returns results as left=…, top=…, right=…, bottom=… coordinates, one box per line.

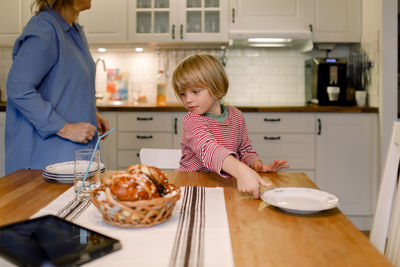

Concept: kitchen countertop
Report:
left=0, top=101, right=379, bottom=113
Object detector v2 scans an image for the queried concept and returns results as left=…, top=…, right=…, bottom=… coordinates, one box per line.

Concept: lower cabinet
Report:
left=315, top=113, right=378, bottom=230
left=0, top=112, right=5, bottom=177
left=244, top=113, right=316, bottom=182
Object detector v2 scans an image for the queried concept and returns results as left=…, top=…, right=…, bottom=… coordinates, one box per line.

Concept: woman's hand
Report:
left=57, top=122, right=97, bottom=144
left=96, top=112, right=110, bottom=139
left=251, top=160, right=289, bottom=173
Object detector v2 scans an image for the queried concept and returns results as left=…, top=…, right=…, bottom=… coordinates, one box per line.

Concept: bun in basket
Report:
left=90, top=165, right=181, bottom=228
left=110, top=173, right=159, bottom=201
left=126, top=164, right=170, bottom=195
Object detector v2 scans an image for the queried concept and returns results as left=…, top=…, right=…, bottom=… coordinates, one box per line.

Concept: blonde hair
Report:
left=32, top=0, right=79, bottom=17
left=172, top=53, right=229, bottom=100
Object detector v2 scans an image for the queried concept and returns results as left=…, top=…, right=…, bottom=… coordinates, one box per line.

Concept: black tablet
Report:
left=0, top=214, right=121, bottom=266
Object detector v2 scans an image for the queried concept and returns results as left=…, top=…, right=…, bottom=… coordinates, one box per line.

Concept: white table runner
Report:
left=32, top=186, right=234, bottom=267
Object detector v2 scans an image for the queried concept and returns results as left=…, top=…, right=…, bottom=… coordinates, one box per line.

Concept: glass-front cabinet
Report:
left=128, top=0, right=228, bottom=42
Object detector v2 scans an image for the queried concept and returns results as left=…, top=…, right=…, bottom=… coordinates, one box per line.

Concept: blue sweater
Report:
left=5, top=9, right=97, bottom=174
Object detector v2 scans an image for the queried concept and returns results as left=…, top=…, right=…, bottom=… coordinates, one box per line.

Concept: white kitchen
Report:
left=0, top=0, right=398, bottom=266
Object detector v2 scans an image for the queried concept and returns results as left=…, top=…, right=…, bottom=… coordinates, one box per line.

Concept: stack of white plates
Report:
left=42, top=161, right=105, bottom=183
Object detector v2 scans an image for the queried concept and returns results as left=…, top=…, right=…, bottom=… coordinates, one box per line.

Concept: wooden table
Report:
left=0, top=170, right=393, bottom=267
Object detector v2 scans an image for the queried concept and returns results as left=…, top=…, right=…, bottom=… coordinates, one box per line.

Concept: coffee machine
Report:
left=305, top=58, right=353, bottom=106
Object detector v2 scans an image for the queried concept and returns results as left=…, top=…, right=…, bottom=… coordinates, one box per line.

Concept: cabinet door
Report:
left=79, top=0, right=128, bottom=43
left=229, top=0, right=313, bottom=36
left=99, top=112, right=117, bottom=170
left=0, top=112, right=5, bottom=176
left=128, top=0, right=178, bottom=42
left=118, top=112, right=173, bottom=132
left=311, top=0, right=361, bottom=42
left=249, top=133, right=315, bottom=170
left=315, top=114, right=378, bottom=216
left=172, top=113, right=184, bottom=149
left=0, top=0, right=32, bottom=45
left=179, top=0, right=228, bottom=42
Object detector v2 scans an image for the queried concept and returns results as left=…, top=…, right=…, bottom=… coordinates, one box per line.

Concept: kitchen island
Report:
left=0, top=169, right=392, bottom=267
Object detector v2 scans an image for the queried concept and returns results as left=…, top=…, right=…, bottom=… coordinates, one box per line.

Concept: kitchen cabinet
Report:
left=229, top=0, right=361, bottom=43
left=172, top=112, right=184, bottom=149
left=244, top=113, right=316, bottom=181
left=229, top=0, right=313, bottom=38
left=116, top=112, right=175, bottom=169
left=78, top=0, right=128, bottom=44
left=310, top=0, right=361, bottom=43
left=99, top=112, right=118, bottom=170
left=128, top=0, right=229, bottom=43
left=0, top=0, right=33, bottom=45
left=0, top=112, right=5, bottom=177
left=315, top=113, right=378, bottom=230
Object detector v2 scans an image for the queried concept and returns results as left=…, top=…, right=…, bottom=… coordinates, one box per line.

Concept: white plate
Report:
left=44, top=161, right=105, bottom=175
left=261, top=187, right=339, bottom=214
left=43, top=176, right=73, bottom=184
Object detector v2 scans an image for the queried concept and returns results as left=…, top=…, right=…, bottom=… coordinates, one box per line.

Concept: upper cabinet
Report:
left=229, top=0, right=314, bottom=38
left=128, top=0, right=229, bottom=43
left=78, top=0, right=128, bottom=44
left=0, top=0, right=33, bottom=45
left=229, top=0, right=361, bottom=43
left=310, top=0, right=361, bottom=43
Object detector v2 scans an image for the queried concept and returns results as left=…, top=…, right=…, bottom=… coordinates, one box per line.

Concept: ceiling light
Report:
left=97, top=47, right=107, bottom=53
left=248, top=38, right=292, bottom=43
left=135, top=47, right=144, bottom=52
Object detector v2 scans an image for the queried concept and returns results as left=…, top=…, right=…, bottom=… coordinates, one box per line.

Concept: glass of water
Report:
left=74, top=149, right=101, bottom=201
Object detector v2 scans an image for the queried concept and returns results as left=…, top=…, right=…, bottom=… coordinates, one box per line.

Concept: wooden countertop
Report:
left=0, top=101, right=378, bottom=113
left=0, top=169, right=392, bottom=266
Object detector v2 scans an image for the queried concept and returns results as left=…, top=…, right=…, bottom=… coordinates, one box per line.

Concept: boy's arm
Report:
left=222, top=155, right=271, bottom=199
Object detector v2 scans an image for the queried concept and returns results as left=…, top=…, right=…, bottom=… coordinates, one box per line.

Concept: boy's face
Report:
left=180, top=87, right=221, bottom=115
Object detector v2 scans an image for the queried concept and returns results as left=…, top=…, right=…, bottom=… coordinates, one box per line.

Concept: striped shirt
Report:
left=179, top=106, right=260, bottom=177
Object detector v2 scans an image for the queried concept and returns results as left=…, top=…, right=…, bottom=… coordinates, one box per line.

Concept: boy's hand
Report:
left=252, top=160, right=290, bottom=173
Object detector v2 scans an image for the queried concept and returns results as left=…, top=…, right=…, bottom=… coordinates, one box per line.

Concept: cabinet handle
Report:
left=264, top=118, right=281, bottom=122
left=309, top=24, right=313, bottom=33
left=136, top=153, right=140, bottom=157
left=232, top=8, right=235, bottom=24
left=172, top=24, right=175, bottom=39
left=174, top=117, right=178, bottom=134
left=264, top=136, right=281, bottom=140
left=136, top=117, right=153, bottom=121
left=317, top=118, right=321, bottom=135
left=136, top=135, right=153, bottom=139
left=180, top=24, right=183, bottom=39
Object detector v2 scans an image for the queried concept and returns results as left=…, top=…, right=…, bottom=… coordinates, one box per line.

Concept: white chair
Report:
left=370, top=121, right=400, bottom=265
left=139, top=148, right=182, bottom=169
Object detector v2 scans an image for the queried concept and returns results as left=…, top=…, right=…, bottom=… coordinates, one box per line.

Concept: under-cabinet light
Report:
left=97, top=47, right=107, bottom=53
left=249, top=43, right=288, bottom=47
left=135, top=47, right=144, bottom=52
left=247, top=38, right=292, bottom=43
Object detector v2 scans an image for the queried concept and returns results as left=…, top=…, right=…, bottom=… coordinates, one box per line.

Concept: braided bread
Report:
left=126, top=164, right=169, bottom=195
left=110, top=173, right=159, bottom=201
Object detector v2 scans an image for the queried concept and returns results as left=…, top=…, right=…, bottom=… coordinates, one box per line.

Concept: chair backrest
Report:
left=139, top=148, right=182, bottom=169
left=370, top=121, right=400, bottom=258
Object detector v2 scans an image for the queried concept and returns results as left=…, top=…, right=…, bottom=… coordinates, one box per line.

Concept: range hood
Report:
left=229, top=30, right=313, bottom=50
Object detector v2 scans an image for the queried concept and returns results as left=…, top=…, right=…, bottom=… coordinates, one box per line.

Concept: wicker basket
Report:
left=90, top=184, right=180, bottom=228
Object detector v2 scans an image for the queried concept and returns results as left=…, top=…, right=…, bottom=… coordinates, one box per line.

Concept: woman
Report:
left=5, top=0, right=109, bottom=174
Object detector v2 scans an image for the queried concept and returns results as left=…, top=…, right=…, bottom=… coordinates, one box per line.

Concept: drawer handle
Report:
left=136, top=117, right=153, bottom=121
left=264, top=118, right=281, bottom=122
left=136, top=135, right=153, bottom=139
left=264, top=136, right=281, bottom=140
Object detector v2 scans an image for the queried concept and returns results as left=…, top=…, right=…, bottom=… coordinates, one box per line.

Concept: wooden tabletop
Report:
left=0, top=170, right=392, bottom=266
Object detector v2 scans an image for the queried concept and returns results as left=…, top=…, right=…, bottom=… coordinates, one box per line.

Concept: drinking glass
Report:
left=74, top=149, right=100, bottom=200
